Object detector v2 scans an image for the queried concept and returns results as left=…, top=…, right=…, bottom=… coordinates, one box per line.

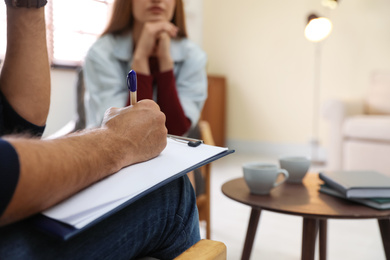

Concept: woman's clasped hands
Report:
left=133, top=21, right=178, bottom=73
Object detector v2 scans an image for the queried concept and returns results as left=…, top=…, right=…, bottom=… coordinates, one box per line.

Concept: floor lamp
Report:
left=304, top=14, right=332, bottom=164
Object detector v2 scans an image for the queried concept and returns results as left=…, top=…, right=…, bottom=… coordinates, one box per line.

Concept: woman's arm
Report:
left=173, top=42, right=208, bottom=130
left=156, top=40, right=208, bottom=134
left=156, top=70, right=190, bottom=135
left=83, top=45, right=128, bottom=128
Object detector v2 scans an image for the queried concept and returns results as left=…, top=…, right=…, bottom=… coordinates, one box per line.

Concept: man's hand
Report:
left=1, top=100, right=167, bottom=226
left=101, top=99, right=167, bottom=170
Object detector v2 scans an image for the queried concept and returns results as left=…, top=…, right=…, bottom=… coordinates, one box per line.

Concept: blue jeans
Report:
left=0, top=175, right=200, bottom=260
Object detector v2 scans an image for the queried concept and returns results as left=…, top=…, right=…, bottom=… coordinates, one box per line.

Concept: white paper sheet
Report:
left=42, top=138, right=229, bottom=229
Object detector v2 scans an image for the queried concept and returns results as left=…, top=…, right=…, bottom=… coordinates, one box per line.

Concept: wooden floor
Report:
left=204, top=152, right=386, bottom=260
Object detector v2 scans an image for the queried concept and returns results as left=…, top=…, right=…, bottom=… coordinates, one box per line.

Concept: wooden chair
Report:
left=196, top=120, right=215, bottom=239
left=195, top=75, right=226, bottom=239
left=139, top=239, right=226, bottom=260
left=174, top=239, right=226, bottom=260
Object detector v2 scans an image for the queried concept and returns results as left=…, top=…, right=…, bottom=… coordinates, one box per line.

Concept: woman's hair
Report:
left=101, top=0, right=187, bottom=38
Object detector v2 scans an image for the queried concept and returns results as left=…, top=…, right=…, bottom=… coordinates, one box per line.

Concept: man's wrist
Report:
left=4, top=0, right=47, bottom=8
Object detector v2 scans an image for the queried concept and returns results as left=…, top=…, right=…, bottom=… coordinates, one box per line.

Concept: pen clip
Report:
left=167, top=134, right=203, bottom=147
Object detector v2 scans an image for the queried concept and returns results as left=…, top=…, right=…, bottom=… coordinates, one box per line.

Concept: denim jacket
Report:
left=83, top=32, right=208, bottom=129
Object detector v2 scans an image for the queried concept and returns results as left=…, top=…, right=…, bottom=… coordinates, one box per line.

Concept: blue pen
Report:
left=127, top=70, right=137, bottom=106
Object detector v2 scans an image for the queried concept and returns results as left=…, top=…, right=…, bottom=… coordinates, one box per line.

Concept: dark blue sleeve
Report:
left=0, top=139, right=20, bottom=217
left=0, top=92, right=44, bottom=217
left=0, top=92, right=45, bottom=136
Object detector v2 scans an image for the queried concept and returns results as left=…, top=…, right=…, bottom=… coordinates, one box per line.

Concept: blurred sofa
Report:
left=322, top=71, right=390, bottom=176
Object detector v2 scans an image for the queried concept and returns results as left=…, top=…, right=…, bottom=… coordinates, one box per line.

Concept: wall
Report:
left=45, top=0, right=390, bottom=159
left=203, top=0, right=390, bottom=156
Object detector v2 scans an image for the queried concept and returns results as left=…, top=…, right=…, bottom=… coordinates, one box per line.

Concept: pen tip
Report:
left=128, top=70, right=136, bottom=77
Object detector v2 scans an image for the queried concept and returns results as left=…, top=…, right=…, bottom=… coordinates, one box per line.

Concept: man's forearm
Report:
left=0, top=6, right=50, bottom=126
left=0, top=129, right=123, bottom=226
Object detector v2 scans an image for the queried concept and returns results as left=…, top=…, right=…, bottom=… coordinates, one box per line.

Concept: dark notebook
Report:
left=319, top=184, right=390, bottom=210
left=319, top=170, right=390, bottom=198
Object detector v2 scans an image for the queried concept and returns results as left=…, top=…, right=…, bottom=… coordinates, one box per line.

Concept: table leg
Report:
left=319, top=219, right=327, bottom=260
left=301, top=218, right=319, bottom=260
left=378, top=218, right=390, bottom=259
left=241, top=208, right=261, bottom=260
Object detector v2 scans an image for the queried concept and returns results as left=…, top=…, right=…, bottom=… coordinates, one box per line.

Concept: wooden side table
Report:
left=221, top=174, right=390, bottom=260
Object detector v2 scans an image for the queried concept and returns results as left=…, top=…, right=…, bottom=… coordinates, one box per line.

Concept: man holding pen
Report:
left=0, top=1, right=200, bottom=259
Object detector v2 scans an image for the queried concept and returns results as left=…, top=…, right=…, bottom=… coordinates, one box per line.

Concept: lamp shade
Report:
left=322, top=0, right=339, bottom=9
left=304, top=15, right=333, bottom=42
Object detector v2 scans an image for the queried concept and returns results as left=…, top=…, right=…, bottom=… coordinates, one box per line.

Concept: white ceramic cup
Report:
left=279, top=156, right=311, bottom=183
left=243, top=162, right=289, bottom=195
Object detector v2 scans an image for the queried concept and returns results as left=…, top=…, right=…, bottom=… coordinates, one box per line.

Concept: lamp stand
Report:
left=310, top=42, right=325, bottom=166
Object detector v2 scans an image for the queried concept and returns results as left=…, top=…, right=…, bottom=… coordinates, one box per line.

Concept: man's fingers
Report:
left=137, top=99, right=162, bottom=110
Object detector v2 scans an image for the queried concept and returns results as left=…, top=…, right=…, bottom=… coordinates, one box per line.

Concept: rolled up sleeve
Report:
left=0, top=139, right=20, bottom=217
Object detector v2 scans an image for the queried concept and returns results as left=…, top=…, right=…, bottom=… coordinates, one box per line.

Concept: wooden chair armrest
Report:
left=174, top=239, right=227, bottom=260
left=199, top=120, right=215, bottom=146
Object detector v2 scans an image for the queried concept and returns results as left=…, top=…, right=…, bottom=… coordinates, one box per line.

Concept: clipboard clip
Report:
left=167, top=134, right=203, bottom=147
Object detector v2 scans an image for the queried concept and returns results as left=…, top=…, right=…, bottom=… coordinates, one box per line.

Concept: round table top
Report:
left=221, top=173, right=390, bottom=219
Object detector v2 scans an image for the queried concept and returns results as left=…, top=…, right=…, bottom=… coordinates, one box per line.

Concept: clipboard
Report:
left=30, top=138, right=234, bottom=240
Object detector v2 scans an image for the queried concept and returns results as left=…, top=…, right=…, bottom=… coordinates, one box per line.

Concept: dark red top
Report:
left=126, top=58, right=191, bottom=136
